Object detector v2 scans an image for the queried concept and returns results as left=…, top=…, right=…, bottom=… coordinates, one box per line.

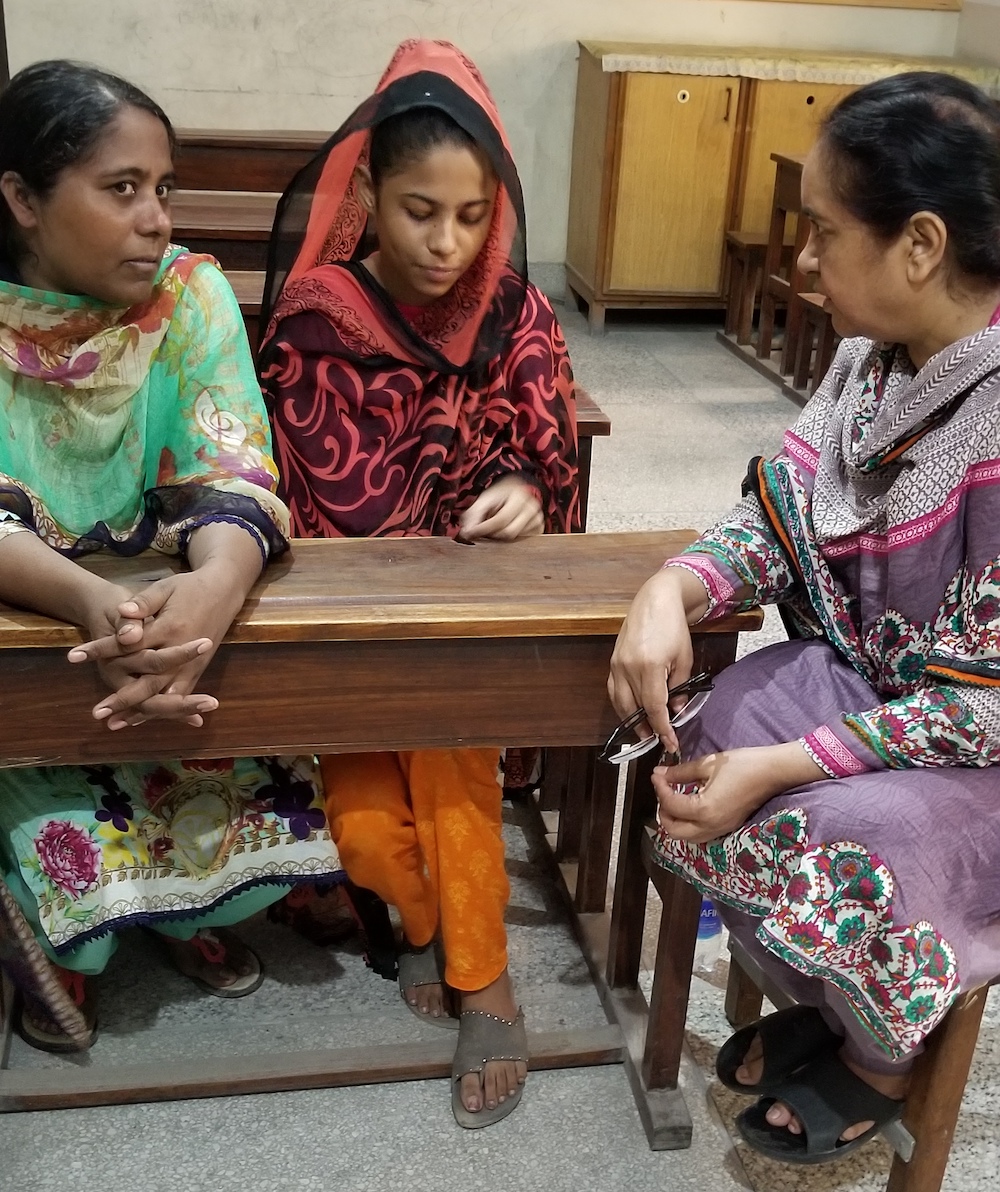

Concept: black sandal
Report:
left=716, top=1004, right=841, bottom=1094
left=736, top=1049, right=904, bottom=1165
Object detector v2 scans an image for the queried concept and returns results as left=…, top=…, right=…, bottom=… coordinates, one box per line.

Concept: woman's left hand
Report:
left=458, top=475, right=544, bottom=542
left=654, top=741, right=827, bottom=844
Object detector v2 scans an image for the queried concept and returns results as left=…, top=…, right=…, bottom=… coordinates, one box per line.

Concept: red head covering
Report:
left=261, top=39, right=526, bottom=373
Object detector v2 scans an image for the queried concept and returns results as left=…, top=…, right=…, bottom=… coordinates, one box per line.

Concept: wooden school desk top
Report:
left=0, top=533, right=760, bottom=766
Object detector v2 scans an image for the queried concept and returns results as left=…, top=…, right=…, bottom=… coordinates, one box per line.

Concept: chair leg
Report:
left=641, top=864, right=701, bottom=1089
left=886, top=985, right=989, bottom=1192
left=724, top=954, right=765, bottom=1029
left=737, top=256, right=762, bottom=346
left=792, top=315, right=814, bottom=392
left=812, top=317, right=838, bottom=395
left=723, top=249, right=741, bottom=336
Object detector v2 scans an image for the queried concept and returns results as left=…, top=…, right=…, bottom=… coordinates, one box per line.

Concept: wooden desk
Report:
left=0, top=532, right=759, bottom=1132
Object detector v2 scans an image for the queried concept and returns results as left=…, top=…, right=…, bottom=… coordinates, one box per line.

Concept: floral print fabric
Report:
left=0, top=252, right=342, bottom=967
left=4, top=758, right=337, bottom=954
left=650, top=639, right=994, bottom=1060
left=0, top=247, right=289, bottom=555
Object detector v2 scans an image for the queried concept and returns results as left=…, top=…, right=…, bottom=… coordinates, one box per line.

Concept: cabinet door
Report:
left=737, top=80, right=855, bottom=233
left=608, top=73, right=739, bottom=295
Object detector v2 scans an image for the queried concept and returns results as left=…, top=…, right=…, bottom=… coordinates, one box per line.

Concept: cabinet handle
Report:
left=723, top=86, right=733, bottom=122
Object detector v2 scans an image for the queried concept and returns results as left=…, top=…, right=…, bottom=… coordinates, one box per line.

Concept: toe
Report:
left=460, top=1071, right=483, bottom=1113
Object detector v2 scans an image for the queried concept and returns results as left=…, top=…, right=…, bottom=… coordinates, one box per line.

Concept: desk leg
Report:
left=606, top=751, right=657, bottom=989
left=574, top=751, right=618, bottom=915
left=555, top=747, right=591, bottom=863
left=538, top=747, right=570, bottom=813
left=576, top=437, right=593, bottom=532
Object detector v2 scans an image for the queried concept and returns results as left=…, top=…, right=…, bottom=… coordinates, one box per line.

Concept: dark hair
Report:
left=368, top=105, right=480, bottom=187
left=821, top=72, right=1000, bottom=285
left=0, top=59, right=175, bottom=260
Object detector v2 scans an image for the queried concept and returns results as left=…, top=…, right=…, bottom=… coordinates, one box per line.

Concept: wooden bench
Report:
left=0, top=532, right=759, bottom=1121
left=174, top=128, right=327, bottom=194
left=171, top=190, right=279, bottom=271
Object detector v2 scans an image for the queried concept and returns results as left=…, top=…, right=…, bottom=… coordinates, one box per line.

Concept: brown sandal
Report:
left=397, top=943, right=458, bottom=1029
left=18, top=968, right=97, bottom=1054
left=451, top=1008, right=528, bottom=1129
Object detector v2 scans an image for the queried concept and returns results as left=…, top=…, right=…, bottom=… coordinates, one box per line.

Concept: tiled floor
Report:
left=2, top=291, right=997, bottom=1192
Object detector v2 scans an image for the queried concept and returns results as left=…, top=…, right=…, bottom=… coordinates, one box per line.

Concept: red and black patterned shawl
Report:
left=258, top=39, right=580, bottom=538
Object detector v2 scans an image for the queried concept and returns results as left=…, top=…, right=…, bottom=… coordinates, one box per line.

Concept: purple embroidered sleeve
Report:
left=666, top=492, right=798, bottom=620
left=842, top=686, right=1000, bottom=769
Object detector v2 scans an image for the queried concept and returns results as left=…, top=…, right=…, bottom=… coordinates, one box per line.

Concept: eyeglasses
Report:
left=598, top=672, right=714, bottom=766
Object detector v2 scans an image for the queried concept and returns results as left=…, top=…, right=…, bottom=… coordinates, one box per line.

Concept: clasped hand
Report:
left=69, top=569, right=242, bottom=731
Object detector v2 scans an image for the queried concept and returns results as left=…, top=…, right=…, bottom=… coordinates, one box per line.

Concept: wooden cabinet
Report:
left=566, top=47, right=746, bottom=330
left=735, top=80, right=855, bottom=233
left=565, top=43, right=998, bottom=332
left=608, top=73, right=740, bottom=294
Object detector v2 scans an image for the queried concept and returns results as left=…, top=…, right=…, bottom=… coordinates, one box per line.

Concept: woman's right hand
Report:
left=608, top=566, right=706, bottom=754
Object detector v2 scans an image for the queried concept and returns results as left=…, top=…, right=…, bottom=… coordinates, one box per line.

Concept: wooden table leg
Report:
left=574, top=750, right=618, bottom=914
left=555, top=746, right=592, bottom=862
left=886, top=985, right=989, bottom=1192
left=538, top=746, right=570, bottom=813
left=606, top=751, right=657, bottom=989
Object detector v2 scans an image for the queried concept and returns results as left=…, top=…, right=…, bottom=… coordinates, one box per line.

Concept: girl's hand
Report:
left=608, top=568, right=703, bottom=754
left=654, top=742, right=827, bottom=844
left=458, top=475, right=544, bottom=542
left=70, top=565, right=246, bottom=730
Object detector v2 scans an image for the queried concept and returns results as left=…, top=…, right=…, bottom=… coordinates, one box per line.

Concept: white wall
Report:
left=7, top=0, right=960, bottom=263
left=957, top=0, right=1000, bottom=65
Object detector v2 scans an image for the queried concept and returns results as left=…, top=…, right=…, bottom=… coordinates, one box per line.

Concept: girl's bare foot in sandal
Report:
left=398, top=939, right=455, bottom=1024
left=457, top=967, right=527, bottom=1115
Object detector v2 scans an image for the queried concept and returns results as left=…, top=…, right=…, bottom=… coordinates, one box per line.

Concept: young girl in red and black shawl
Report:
left=259, top=40, right=579, bottom=1129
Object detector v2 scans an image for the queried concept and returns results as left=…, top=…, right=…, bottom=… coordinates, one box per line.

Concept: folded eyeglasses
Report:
left=598, top=671, right=714, bottom=765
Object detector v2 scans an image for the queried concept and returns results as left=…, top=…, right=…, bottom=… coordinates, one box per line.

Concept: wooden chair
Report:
left=724, top=940, right=992, bottom=1192
left=756, top=154, right=809, bottom=371
left=791, top=292, right=838, bottom=396
left=723, top=231, right=768, bottom=346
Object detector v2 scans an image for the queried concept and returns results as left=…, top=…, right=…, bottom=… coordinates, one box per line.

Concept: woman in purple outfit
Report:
left=610, top=71, right=1000, bottom=1165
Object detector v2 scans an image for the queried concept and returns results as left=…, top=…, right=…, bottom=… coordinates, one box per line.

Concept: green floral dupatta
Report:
left=0, top=245, right=289, bottom=557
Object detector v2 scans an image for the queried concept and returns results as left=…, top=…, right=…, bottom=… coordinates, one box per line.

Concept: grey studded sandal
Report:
left=451, top=1008, right=528, bottom=1129
left=397, top=943, right=458, bottom=1029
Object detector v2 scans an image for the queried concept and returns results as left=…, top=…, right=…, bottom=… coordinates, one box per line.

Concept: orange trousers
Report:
left=321, top=748, right=508, bottom=991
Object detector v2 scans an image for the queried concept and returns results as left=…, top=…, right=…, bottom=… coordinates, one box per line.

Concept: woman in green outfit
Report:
left=0, top=60, right=341, bottom=1050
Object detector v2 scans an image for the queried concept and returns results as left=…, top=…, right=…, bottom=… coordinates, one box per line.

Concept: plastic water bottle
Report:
left=693, top=896, right=722, bottom=973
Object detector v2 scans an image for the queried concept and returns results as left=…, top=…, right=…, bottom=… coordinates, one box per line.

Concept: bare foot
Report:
left=159, top=928, right=258, bottom=991
left=458, top=968, right=528, bottom=1114
left=399, top=939, right=450, bottom=1020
